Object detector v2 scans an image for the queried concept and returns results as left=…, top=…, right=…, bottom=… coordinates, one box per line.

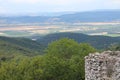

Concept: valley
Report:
left=0, top=0, right=120, bottom=80
left=0, top=22, right=120, bottom=37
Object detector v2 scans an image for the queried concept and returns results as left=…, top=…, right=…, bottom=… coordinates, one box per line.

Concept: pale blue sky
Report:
left=0, top=0, right=120, bottom=15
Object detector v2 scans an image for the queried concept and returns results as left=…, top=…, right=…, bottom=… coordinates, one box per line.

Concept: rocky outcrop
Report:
left=85, top=51, right=120, bottom=80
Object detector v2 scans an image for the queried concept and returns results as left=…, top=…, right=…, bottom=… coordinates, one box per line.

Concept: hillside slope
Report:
left=35, top=32, right=120, bottom=49
left=0, top=32, right=120, bottom=57
left=0, top=36, right=43, bottom=56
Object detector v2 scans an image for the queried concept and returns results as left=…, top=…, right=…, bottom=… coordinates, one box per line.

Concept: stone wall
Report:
left=85, top=51, right=120, bottom=80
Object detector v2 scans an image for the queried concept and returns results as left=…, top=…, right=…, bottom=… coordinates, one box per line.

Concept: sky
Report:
left=0, top=0, right=120, bottom=15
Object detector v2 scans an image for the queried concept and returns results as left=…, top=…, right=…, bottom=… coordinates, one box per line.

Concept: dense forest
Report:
left=31, top=32, right=120, bottom=49
left=0, top=33, right=120, bottom=80
left=0, top=38, right=96, bottom=80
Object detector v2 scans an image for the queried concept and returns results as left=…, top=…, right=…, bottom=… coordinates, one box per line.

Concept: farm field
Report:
left=0, top=22, right=120, bottom=37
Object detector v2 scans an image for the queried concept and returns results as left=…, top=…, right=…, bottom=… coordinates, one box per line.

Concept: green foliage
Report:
left=45, top=38, right=96, bottom=80
left=79, top=43, right=96, bottom=57
left=46, top=38, right=80, bottom=59
left=0, top=38, right=96, bottom=80
left=41, top=56, right=71, bottom=80
left=107, top=43, right=120, bottom=51
left=0, top=36, right=44, bottom=60
left=37, top=32, right=120, bottom=49
left=0, top=56, right=44, bottom=80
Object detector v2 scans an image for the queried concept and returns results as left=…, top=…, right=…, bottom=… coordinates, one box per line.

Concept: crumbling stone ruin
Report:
left=85, top=51, right=120, bottom=80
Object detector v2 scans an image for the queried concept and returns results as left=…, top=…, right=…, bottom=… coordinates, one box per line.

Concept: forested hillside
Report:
left=34, top=32, right=120, bottom=49
left=0, top=38, right=96, bottom=80
left=0, top=35, right=120, bottom=80
left=0, top=0, right=120, bottom=80
left=0, top=32, right=120, bottom=58
left=0, top=36, right=44, bottom=57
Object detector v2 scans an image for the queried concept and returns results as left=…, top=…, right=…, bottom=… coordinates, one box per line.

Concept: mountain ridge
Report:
left=0, top=10, right=120, bottom=23
left=34, top=32, right=120, bottom=49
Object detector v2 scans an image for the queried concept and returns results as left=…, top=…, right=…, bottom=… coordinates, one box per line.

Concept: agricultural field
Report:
left=0, top=22, right=120, bottom=37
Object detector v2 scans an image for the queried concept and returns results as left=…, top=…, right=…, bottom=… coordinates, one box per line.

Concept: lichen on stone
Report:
left=85, top=51, right=120, bottom=80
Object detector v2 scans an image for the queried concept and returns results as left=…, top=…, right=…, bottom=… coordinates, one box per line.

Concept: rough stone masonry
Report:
left=85, top=51, right=120, bottom=80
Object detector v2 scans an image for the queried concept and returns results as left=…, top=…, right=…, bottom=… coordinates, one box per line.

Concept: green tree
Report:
left=45, top=38, right=96, bottom=80
left=107, top=43, right=120, bottom=51
left=0, top=38, right=96, bottom=80
left=46, top=38, right=80, bottom=59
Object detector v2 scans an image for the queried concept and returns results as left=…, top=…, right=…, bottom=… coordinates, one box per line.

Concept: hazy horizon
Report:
left=0, top=0, right=120, bottom=16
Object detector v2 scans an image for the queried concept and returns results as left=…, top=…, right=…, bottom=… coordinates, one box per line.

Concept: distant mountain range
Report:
left=0, top=10, right=120, bottom=23
left=58, top=10, right=120, bottom=22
